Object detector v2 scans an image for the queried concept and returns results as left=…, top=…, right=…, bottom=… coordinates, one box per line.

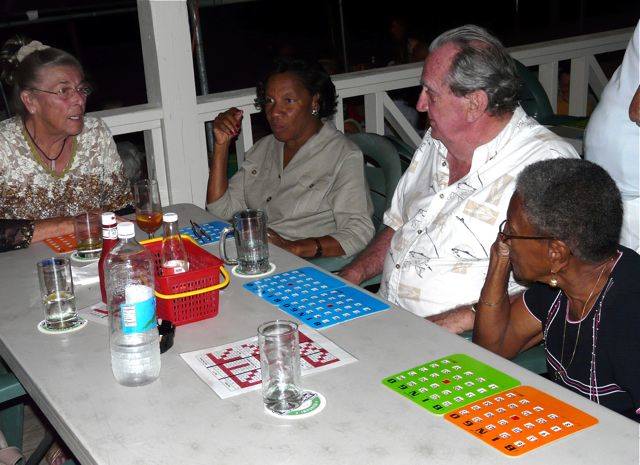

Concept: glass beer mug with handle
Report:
left=219, top=209, right=270, bottom=275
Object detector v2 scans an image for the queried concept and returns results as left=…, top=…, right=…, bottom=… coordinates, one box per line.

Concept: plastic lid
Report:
left=163, top=212, right=178, bottom=223
left=117, top=222, right=135, bottom=239
left=101, top=212, right=116, bottom=225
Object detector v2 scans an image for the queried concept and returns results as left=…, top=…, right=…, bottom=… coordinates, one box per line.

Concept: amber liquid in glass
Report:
left=136, top=211, right=163, bottom=235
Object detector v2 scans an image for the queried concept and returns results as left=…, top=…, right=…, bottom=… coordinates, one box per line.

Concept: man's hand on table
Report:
left=337, top=265, right=365, bottom=285
left=426, top=305, right=475, bottom=334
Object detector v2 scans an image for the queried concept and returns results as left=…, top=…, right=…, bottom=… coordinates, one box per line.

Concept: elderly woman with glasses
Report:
left=473, top=158, right=640, bottom=420
left=0, top=37, right=131, bottom=252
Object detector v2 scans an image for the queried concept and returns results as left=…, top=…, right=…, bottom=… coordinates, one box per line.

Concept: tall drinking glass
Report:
left=133, top=179, right=163, bottom=239
left=74, top=212, right=102, bottom=259
left=37, top=257, right=78, bottom=330
left=258, top=320, right=303, bottom=413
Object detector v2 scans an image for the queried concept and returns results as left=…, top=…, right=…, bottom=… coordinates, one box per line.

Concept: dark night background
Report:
left=1, top=0, right=638, bottom=113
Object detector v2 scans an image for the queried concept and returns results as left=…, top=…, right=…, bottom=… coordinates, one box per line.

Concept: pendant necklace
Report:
left=556, top=257, right=613, bottom=380
left=25, top=124, right=67, bottom=171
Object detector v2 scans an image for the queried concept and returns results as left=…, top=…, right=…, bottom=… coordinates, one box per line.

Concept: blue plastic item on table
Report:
left=243, top=267, right=389, bottom=329
left=179, top=220, right=229, bottom=245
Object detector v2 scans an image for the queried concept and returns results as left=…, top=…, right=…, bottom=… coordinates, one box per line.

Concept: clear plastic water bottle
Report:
left=105, top=221, right=160, bottom=386
left=160, top=212, right=189, bottom=275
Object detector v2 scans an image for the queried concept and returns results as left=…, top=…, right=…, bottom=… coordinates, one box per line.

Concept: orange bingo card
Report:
left=445, top=385, right=598, bottom=457
left=43, top=234, right=77, bottom=253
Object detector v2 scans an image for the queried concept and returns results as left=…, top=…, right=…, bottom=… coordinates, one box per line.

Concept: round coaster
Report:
left=231, top=262, right=276, bottom=279
left=265, top=390, right=326, bottom=419
left=37, top=317, right=87, bottom=335
left=70, top=251, right=100, bottom=264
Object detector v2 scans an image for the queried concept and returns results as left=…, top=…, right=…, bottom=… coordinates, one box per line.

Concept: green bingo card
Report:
left=382, top=354, right=521, bottom=416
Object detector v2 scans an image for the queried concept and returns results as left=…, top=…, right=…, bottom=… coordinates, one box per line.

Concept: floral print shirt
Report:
left=0, top=116, right=132, bottom=250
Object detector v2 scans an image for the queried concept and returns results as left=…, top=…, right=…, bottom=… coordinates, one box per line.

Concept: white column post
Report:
left=137, top=0, right=208, bottom=206
left=334, top=96, right=345, bottom=133
left=235, top=112, right=254, bottom=166
left=364, top=92, right=385, bottom=135
left=569, top=56, right=589, bottom=117
left=538, top=62, right=559, bottom=113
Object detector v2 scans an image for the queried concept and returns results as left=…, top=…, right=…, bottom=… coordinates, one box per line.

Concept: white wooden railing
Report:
left=89, top=1, right=634, bottom=207
left=195, top=62, right=428, bottom=162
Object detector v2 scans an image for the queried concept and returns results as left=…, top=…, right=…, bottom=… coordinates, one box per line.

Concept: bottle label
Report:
left=120, top=297, right=157, bottom=334
left=102, top=227, right=118, bottom=240
left=162, top=260, right=189, bottom=275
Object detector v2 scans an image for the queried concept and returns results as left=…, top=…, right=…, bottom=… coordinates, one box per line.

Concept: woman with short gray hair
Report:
left=473, top=158, right=640, bottom=420
left=0, top=36, right=131, bottom=252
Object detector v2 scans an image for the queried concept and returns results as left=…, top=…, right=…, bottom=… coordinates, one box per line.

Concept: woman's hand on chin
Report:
left=490, top=233, right=511, bottom=263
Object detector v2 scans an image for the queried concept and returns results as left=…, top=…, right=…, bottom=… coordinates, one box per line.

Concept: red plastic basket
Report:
left=141, top=235, right=230, bottom=326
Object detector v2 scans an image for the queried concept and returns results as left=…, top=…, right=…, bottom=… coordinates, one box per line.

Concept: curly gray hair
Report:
left=515, top=159, right=622, bottom=262
left=429, top=25, right=519, bottom=116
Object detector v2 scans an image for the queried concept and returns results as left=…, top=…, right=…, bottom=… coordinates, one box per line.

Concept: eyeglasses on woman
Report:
left=29, top=84, right=93, bottom=100
left=498, top=219, right=555, bottom=241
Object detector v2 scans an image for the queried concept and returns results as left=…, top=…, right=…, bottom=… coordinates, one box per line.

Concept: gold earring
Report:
left=549, top=272, right=558, bottom=288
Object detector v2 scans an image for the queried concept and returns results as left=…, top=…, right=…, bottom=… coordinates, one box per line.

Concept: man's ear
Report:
left=465, top=90, right=488, bottom=122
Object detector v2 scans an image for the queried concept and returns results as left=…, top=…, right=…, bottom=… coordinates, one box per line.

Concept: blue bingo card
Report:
left=243, top=267, right=389, bottom=329
left=179, top=220, right=229, bottom=245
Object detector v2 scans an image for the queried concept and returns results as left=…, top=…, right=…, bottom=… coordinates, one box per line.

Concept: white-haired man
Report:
left=340, top=25, right=579, bottom=333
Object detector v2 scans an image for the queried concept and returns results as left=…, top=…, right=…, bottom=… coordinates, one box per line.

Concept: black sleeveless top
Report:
left=523, top=246, right=640, bottom=420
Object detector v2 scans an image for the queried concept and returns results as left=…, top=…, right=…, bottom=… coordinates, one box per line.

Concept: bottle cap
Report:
left=101, top=212, right=116, bottom=225
left=117, top=222, right=135, bottom=239
left=163, top=212, right=178, bottom=223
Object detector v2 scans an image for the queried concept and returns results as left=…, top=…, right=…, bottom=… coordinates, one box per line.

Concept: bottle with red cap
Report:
left=160, top=213, right=189, bottom=275
left=98, top=212, right=118, bottom=303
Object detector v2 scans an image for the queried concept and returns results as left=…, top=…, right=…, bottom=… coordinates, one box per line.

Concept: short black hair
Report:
left=255, top=58, right=337, bottom=118
left=515, top=158, right=622, bottom=262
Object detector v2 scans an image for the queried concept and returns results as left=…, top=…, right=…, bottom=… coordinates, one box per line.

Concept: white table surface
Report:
left=0, top=204, right=637, bottom=465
